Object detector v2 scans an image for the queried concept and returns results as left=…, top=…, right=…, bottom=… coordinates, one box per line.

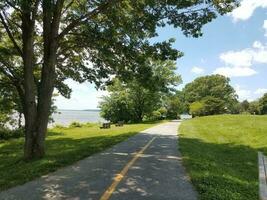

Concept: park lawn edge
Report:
left=178, top=115, right=265, bottom=200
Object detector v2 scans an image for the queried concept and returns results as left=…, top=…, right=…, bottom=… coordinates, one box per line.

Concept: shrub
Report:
left=84, top=122, right=95, bottom=127
left=248, top=101, right=260, bottom=115
left=158, top=107, right=167, bottom=118
left=53, top=124, right=66, bottom=129
left=0, top=127, right=24, bottom=140
left=69, top=121, right=82, bottom=128
left=190, top=96, right=226, bottom=117
left=190, top=101, right=204, bottom=117
left=148, top=111, right=162, bottom=121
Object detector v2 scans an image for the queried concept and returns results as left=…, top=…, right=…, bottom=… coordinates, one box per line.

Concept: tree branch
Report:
left=2, top=10, right=22, bottom=30
left=62, top=0, right=74, bottom=15
left=0, top=12, right=23, bottom=56
left=5, top=0, right=22, bottom=12
left=57, top=0, right=115, bottom=40
left=32, top=0, right=41, bottom=21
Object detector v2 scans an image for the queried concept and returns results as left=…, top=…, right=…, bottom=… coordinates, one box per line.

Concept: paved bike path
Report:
left=0, top=121, right=197, bottom=200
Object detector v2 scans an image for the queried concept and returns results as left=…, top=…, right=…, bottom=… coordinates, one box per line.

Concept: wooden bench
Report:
left=258, top=152, right=267, bottom=200
left=100, top=123, right=111, bottom=129
left=115, top=121, right=124, bottom=127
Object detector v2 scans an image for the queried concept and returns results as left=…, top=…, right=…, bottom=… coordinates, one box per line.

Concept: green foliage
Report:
left=0, top=121, right=161, bottom=191
left=84, top=123, right=95, bottom=128
left=190, top=96, right=226, bottom=117
left=240, top=100, right=249, bottom=112
left=259, top=93, right=267, bottom=114
left=0, top=0, right=238, bottom=101
left=184, top=75, right=238, bottom=116
left=0, top=0, right=238, bottom=111
left=0, top=83, right=19, bottom=127
left=148, top=111, right=162, bottom=121
left=248, top=101, right=260, bottom=115
left=69, top=122, right=82, bottom=128
left=53, top=124, right=66, bottom=129
left=165, top=92, right=186, bottom=119
left=158, top=107, right=167, bottom=118
left=0, top=128, right=24, bottom=140
left=201, top=96, right=226, bottom=115
left=189, top=101, right=204, bottom=117
left=100, top=91, right=133, bottom=123
left=100, top=60, right=181, bottom=122
left=179, top=115, right=267, bottom=200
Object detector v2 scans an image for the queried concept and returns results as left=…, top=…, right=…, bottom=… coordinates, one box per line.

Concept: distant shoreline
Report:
left=57, top=109, right=100, bottom=112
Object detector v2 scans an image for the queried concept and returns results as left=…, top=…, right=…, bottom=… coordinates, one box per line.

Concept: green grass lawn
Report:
left=0, top=121, right=161, bottom=191
left=179, top=115, right=267, bottom=200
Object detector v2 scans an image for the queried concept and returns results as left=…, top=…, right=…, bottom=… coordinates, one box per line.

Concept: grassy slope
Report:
left=179, top=115, right=267, bottom=200
left=0, top=122, right=160, bottom=191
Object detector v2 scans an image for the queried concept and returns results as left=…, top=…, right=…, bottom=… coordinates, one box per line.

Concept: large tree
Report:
left=183, top=74, right=238, bottom=114
left=0, top=0, right=238, bottom=159
left=100, top=60, right=181, bottom=122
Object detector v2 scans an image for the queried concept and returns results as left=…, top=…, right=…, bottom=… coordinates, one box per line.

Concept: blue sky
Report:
left=55, top=0, right=267, bottom=110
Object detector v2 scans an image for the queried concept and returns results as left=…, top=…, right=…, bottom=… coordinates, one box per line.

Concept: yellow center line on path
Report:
left=99, top=136, right=157, bottom=200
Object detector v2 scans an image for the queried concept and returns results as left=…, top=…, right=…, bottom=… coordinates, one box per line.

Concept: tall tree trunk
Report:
left=20, top=0, right=63, bottom=160
left=22, top=0, right=45, bottom=160
left=35, top=41, right=58, bottom=158
left=31, top=0, right=63, bottom=159
left=21, top=0, right=53, bottom=160
left=21, top=5, right=39, bottom=160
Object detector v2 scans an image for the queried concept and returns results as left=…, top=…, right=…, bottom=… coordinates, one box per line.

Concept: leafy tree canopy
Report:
left=0, top=0, right=239, bottom=96
left=183, top=74, right=238, bottom=111
left=100, top=60, right=181, bottom=122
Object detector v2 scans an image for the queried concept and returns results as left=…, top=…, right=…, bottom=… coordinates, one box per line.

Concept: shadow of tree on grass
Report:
left=0, top=131, right=137, bottom=191
left=179, top=137, right=259, bottom=200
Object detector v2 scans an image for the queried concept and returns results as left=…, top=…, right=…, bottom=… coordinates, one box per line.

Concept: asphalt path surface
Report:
left=0, top=121, right=197, bottom=200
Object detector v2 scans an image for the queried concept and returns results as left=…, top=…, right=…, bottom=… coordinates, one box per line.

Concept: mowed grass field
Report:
left=179, top=115, right=267, bottom=200
left=0, top=122, right=161, bottom=191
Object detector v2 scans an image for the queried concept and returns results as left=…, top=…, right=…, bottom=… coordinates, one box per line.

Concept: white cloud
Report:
left=235, top=85, right=252, bottom=101
left=253, top=41, right=264, bottom=49
left=253, top=49, right=267, bottom=63
left=230, top=0, right=267, bottom=21
left=263, top=20, right=267, bottom=37
left=191, top=66, right=204, bottom=74
left=213, top=67, right=257, bottom=77
left=220, top=49, right=253, bottom=67
left=214, top=41, right=267, bottom=77
left=255, top=88, right=267, bottom=95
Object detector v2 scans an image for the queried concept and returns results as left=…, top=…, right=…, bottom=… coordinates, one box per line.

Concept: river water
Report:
left=50, top=110, right=105, bottom=126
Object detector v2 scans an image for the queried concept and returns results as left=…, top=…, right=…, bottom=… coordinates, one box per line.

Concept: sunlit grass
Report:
left=0, top=121, right=161, bottom=191
left=179, top=115, right=267, bottom=200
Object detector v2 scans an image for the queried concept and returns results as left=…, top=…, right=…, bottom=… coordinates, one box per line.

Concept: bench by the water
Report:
left=258, top=152, right=267, bottom=200
left=100, top=123, right=111, bottom=129
left=115, top=121, right=124, bottom=127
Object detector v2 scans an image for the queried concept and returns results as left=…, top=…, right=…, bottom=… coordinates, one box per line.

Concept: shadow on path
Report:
left=0, top=122, right=198, bottom=200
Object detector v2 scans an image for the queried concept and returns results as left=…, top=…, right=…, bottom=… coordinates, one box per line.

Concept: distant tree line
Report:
left=238, top=95, right=267, bottom=115
left=100, top=73, right=267, bottom=122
